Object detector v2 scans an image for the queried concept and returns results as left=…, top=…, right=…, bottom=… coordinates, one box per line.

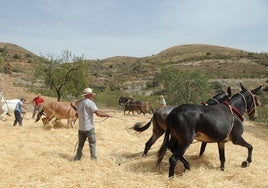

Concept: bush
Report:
left=13, top=54, right=20, bottom=59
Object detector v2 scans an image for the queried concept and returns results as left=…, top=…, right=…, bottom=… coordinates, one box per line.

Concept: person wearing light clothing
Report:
left=159, top=95, right=166, bottom=108
left=13, top=98, right=27, bottom=126
left=74, top=88, right=112, bottom=161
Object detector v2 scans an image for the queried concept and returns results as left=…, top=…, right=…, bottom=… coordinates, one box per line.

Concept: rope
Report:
left=117, top=140, right=199, bottom=166
left=117, top=144, right=161, bottom=165
left=94, top=117, right=109, bottom=123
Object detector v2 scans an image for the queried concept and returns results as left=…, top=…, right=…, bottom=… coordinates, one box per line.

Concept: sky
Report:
left=1, top=0, right=268, bottom=60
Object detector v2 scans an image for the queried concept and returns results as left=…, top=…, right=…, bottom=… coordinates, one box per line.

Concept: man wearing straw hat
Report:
left=74, top=88, right=112, bottom=161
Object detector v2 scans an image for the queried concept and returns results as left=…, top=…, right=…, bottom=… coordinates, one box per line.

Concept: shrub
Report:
left=13, top=54, right=20, bottom=59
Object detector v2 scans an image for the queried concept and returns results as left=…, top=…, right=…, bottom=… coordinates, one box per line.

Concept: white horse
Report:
left=0, top=92, right=20, bottom=120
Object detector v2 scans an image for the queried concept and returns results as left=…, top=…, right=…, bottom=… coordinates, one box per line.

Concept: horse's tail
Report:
left=156, top=128, right=170, bottom=168
left=35, top=109, right=44, bottom=122
left=133, top=114, right=154, bottom=132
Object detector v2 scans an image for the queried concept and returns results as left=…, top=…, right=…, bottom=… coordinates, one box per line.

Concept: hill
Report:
left=0, top=42, right=267, bottom=123
left=0, top=42, right=267, bottom=97
left=86, top=44, right=267, bottom=94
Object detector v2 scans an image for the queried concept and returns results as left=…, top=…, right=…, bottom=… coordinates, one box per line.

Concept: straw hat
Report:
left=82, top=88, right=95, bottom=96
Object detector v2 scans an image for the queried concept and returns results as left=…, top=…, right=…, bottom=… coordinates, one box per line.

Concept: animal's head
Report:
left=118, top=96, right=133, bottom=105
left=206, top=87, right=232, bottom=105
left=41, top=118, right=50, bottom=124
left=118, top=96, right=125, bottom=105
left=240, top=83, right=262, bottom=120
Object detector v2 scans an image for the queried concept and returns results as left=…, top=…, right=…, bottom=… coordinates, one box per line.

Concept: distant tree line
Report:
left=152, top=67, right=222, bottom=105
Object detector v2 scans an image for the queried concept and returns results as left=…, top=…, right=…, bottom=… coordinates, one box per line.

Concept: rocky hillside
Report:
left=85, top=44, right=268, bottom=94
left=0, top=42, right=267, bottom=98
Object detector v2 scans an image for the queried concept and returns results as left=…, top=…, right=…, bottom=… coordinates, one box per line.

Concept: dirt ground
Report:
left=0, top=107, right=267, bottom=188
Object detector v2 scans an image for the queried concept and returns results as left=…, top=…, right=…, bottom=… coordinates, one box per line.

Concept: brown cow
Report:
left=35, top=101, right=78, bottom=128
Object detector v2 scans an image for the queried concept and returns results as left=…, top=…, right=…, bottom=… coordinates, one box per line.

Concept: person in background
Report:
left=32, top=93, right=44, bottom=119
left=13, top=98, right=27, bottom=126
left=159, top=95, right=166, bottom=108
left=74, top=88, right=112, bottom=161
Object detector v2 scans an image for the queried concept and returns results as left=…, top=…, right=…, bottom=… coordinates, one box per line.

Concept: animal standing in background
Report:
left=133, top=87, right=232, bottom=156
left=118, top=96, right=138, bottom=115
left=35, top=101, right=78, bottom=128
left=124, top=100, right=153, bottom=115
left=0, top=92, right=20, bottom=120
left=158, top=84, right=261, bottom=178
left=118, top=96, right=134, bottom=106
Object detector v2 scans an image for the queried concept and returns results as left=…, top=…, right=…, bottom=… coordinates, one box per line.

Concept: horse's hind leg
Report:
left=144, top=126, right=165, bottom=156
left=144, top=134, right=161, bottom=156
left=144, top=136, right=155, bottom=156
left=168, top=145, right=190, bottom=178
left=199, top=142, right=207, bottom=156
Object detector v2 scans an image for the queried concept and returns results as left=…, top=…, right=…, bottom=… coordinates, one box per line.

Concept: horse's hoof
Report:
left=241, top=161, right=250, bottom=168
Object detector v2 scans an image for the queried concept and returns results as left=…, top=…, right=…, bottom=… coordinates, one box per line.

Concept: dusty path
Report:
left=0, top=110, right=267, bottom=188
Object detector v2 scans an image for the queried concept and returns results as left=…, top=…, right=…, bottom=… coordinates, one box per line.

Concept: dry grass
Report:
left=0, top=109, right=267, bottom=188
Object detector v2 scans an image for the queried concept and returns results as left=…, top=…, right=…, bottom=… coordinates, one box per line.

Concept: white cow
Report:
left=0, top=92, right=20, bottom=120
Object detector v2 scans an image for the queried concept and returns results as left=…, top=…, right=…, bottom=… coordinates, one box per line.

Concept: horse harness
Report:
left=201, top=98, right=220, bottom=106
left=223, top=90, right=257, bottom=122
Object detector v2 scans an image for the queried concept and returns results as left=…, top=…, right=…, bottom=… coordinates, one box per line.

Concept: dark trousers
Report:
left=13, top=110, right=23, bottom=126
left=75, top=129, right=96, bottom=160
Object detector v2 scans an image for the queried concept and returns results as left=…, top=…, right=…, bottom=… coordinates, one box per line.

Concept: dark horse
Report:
left=157, top=84, right=261, bottom=178
left=118, top=96, right=136, bottom=115
left=118, top=96, right=134, bottom=106
left=133, top=87, right=232, bottom=156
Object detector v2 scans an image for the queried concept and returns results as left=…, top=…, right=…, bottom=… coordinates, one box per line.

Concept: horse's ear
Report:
left=251, top=85, right=262, bottom=95
left=240, top=83, right=247, bottom=91
left=227, top=87, right=232, bottom=97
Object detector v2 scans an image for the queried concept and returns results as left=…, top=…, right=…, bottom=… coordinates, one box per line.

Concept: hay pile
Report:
left=0, top=110, right=267, bottom=187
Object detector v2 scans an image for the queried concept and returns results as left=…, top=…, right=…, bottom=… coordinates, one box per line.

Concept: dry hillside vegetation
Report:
left=1, top=43, right=267, bottom=96
left=0, top=110, right=267, bottom=187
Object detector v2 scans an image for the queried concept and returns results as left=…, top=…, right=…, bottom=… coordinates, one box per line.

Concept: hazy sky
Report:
left=1, top=0, right=267, bottom=59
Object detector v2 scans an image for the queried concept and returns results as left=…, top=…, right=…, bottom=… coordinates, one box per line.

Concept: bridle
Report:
left=238, top=90, right=257, bottom=117
left=224, top=89, right=257, bottom=122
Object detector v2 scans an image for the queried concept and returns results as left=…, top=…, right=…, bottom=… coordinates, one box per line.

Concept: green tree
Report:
left=33, top=50, right=88, bottom=101
left=156, top=67, right=212, bottom=105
